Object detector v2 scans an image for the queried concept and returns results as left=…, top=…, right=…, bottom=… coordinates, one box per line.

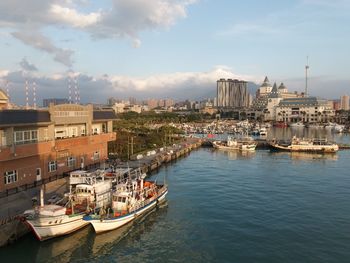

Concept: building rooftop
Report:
left=261, top=76, right=271, bottom=87
left=93, top=110, right=118, bottom=121
left=0, top=108, right=118, bottom=127
left=0, top=110, right=51, bottom=126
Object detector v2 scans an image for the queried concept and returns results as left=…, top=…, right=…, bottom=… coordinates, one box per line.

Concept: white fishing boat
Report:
left=23, top=170, right=112, bottom=241
left=212, top=136, right=257, bottom=151
left=289, top=121, right=305, bottom=128
left=84, top=173, right=168, bottom=233
left=269, top=136, right=339, bottom=153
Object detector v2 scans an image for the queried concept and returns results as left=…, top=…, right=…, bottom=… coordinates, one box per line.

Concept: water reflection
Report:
left=35, top=226, right=91, bottom=263
left=270, top=151, right=338, bottom=162
left=91, top=221, right=134, bottom=256
left=212, top=149, right=256, bottom=160
left=32, top=202, right=169, bottom=262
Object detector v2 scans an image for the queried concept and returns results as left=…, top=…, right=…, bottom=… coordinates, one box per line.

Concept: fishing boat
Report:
left=269, top=136, right=339, bottom=153
left=289, top=121, right=305, bottom=128
left=212, top=136, right=257, bottom=151
left=84, top=173, right=168, bottom=233
left=23, top=170, right=112, bottom=241
left=274, top=121, right=288, bottom=128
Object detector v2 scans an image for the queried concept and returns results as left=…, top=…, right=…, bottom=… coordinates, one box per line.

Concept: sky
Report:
left=0, top=0, right=349, bottom=105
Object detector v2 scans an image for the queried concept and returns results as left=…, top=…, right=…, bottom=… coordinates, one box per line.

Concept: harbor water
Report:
left=1, top=129, right=350, bottom=262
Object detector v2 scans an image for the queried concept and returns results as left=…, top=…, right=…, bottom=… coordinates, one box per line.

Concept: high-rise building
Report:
left=164, top=99, right=174, bottom=107
left=340, top=95, right=349, bottom=110
left=147, top=99, right=159, bottom=109
left=217, top=79, right=249, bottom=108
left=333, top=100, right=341, bottom=110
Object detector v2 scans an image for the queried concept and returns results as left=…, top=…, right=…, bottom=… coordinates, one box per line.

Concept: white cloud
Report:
left=109, top=66, right=258, bottom=93
left=1, top=66, right=256, bottom=104
left=12, top=31, right=74, bottom=67
left=50, top=4, right=101, bottom=28
left=19, top=58, right=38, bottom=72
left=0, top=0, right=197, bottom=66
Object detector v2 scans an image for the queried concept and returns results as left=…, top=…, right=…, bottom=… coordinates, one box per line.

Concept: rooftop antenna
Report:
left=305, top=56, right=309, bottom=97
left=74, top=76, right=78, bottom=104
left=25, top=79, right=29, bottom=109
left=32, top=81, right=37, bottom=109
left=68, top=77, right=72, bottom=104
left=5, top=80, right=10, bottom=102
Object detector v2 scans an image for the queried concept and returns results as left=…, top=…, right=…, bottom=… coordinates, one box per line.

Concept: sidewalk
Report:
left=0, top=178, right=68, bottom=220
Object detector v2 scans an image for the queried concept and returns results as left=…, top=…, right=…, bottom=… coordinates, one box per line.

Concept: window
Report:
left=48, top=161, right=57, bottom=172
left=4, top=170, right=17, bottom=185
left=93, top=151, right=100, bottom=161
left=67, top=156, right=76, bottom=167
left=14, top=130, right=38, bottom=145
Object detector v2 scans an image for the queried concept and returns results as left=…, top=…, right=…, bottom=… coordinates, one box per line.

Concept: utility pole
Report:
left=127, top=136, right=130, bottom=160
left=131, top=136, right=134, bottom=156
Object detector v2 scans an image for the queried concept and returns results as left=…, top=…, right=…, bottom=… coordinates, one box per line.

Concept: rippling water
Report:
left=1, top=130, right=350, bottom=263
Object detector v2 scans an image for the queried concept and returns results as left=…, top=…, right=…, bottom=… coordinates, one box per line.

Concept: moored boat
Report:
left=84, top=174, right=168, bottom=233
left=23, top=170, right=112, bottom=241
left=289, top=121, right=305, bottom=128
left=212, top=136, right=257, bottom=151
left=269, top=136, right=339, bottom=153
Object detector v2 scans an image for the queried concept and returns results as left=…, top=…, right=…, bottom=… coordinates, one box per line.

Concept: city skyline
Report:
left=1, top=0, right=350, bottom=104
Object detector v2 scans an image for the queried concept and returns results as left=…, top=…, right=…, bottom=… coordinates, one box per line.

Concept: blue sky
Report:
left=0, top=0, right=349, bottom=105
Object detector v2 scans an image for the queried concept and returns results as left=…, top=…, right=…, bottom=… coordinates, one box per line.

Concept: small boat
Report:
left=274, top=121, right=288, bottom=128
left=259, top=127, right=267, bottom=136
left=84, top=174, right=168, bottom=233
left=212, top=136, right=257, bottom=151
left=24, top=170, right=112, bottom=241
left=333, top=124, right=345, bottom=133
left=289, top=122, right=305, bottom=128
left=306, top=123, right=324, bottom=129
left=269, top=136, right=339, bottom=153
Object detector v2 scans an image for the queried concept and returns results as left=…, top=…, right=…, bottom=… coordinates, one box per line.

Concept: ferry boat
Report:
left=269, top=136, right=339, bottom=153
left=212, top=136, right=257, bottom=151
left=84, top=174, right=168, bottom=233
left=23, top=170, right=112, bottom=241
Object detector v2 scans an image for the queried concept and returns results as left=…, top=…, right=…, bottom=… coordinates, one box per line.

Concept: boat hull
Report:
left=25, top=214, right=89, bottom=241
left=85, top=189, right=168, bottom=234
left=270, top=143, right=338, bottom=153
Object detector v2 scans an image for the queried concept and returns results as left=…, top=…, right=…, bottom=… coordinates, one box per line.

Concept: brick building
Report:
left=0, top=104, right=117, bottom=193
